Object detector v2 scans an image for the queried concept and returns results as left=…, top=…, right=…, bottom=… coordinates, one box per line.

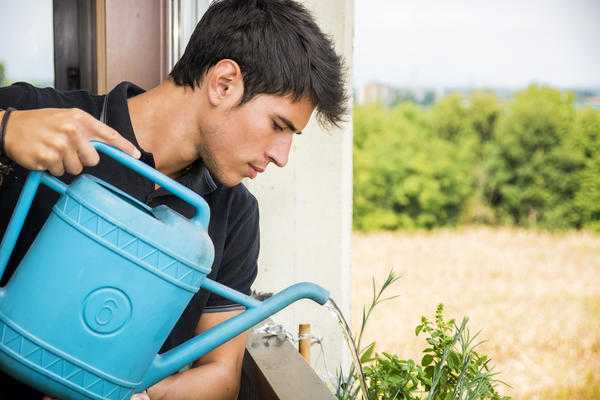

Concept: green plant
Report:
left=335, top=271, right=401, bottom=400
left=335, top=272, right=510, bottom=400
left=362, top=305, right=509, bottom=400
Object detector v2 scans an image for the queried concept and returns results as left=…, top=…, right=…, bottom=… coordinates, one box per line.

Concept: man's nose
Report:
left=266, top=134, right=293, bottom=168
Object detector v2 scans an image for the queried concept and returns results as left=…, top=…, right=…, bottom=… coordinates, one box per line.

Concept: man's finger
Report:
left=76, top=137, right=101, bottom=167
left=63, top=149, right=84, bottom=175
left=83, top=114, right=142, bottom=159
left=47, top=159, right=65, bottom=177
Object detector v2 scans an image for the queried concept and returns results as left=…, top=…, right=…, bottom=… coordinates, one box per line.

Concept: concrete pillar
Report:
left=245, top=0, right=354, bottom=383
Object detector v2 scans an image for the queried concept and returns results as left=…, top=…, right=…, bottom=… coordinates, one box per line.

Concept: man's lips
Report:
left=247, top=164, right=265, bottom=178
left=251, top=164, right=265, bottom=173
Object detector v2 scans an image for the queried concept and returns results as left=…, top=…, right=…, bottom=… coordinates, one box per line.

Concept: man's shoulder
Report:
left=0, top=82, right=101, bottom=114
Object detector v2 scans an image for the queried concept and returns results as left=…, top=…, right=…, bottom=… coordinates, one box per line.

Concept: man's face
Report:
left=198, top=94, right=314, bottom=187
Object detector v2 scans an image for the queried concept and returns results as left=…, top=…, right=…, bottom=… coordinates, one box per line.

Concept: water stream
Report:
left=326, top=298, right=369, bottom=400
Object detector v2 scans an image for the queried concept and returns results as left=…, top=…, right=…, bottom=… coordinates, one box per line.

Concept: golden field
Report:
left=351, top=227, right=600, bottom=399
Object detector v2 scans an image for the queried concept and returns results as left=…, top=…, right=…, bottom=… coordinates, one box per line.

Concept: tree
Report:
left=484, top=85, right=578, bottom=228
left=571, top=107, right=600, bottom=231
left=353, top=103, right=473, bottom=230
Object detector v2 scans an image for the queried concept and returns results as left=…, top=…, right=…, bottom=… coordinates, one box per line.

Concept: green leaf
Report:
left=422, top=354, right=434, bottom=366
left=361, top=342, right=377, bottom=363
left=415, top=325, right=423, bottom=336
left=424, top=365, right=435, bottom=379
left=448, top=352, right=460, bottom=370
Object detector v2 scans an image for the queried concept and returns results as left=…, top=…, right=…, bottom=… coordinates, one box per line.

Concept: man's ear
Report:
left=206, top=59, right=244, bottom=108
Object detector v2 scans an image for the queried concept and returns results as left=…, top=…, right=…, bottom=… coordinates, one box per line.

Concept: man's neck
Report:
left=127, top=79, right=204, bottom=178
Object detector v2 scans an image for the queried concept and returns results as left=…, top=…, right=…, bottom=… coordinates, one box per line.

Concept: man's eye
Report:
left=272, top=122, right=285, bottom=131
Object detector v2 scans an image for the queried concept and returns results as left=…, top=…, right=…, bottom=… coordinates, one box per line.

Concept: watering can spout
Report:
left=141, top=280, right=329, bottom=388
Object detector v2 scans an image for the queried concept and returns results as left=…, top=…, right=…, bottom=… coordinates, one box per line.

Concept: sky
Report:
left=1, top=1, right=599, bottom=91
left=354, top=0, right=600, bottom=90
left=0, top=1, right=54, bottom=85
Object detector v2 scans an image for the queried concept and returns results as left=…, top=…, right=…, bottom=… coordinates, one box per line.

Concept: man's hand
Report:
left=130, top=392, right=151, bottom=400
left=2, top=108, right=141, bottom=176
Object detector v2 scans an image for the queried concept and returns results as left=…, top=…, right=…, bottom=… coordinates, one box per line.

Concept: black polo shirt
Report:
left=0, top=82, right=259, bottom=397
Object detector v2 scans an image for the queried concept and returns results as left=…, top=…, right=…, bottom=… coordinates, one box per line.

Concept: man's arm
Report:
left=146, top=310, right=248, bottom=400
left=0, top=82, right=141, bottom=178
left=2, top=107, right=140, bottom=175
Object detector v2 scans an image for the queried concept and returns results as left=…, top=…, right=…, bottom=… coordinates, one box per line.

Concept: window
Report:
left=0, top=1, right=55, bottom=87
left=166, top=0, right=212, bottom=71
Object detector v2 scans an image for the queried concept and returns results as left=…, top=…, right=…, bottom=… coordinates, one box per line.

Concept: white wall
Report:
left=245, top=0, right=354, bottom=384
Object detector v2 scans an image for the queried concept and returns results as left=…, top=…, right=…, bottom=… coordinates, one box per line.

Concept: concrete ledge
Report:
left=243, top=324, right=335, bottom=400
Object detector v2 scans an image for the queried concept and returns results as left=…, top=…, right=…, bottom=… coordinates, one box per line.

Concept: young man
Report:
left=0, top=0, right=346, bottom=399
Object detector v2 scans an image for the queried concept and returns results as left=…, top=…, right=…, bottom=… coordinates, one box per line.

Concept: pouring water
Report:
left=325, top=298, right=369, bottom=400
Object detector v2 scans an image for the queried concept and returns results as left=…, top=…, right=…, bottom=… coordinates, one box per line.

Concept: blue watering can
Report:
left=0, top=142, right=329, bottom=400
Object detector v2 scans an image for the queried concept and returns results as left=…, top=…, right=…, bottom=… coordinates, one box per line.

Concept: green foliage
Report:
left=335, top=272, right=510, bottom=400
left=571, top=108, right=600, bottom=231
left=484, top=85, right=581, bottom=228
left=353, top=104, right=474, bottom=230
left=364, top=305, right=509, bottom=400
left=335, top=271, right=401, bottom=400
left=363, top=354, right=422, bottom=400
left=0, top=62, right=6, bottom=86
left=354, top=85, right=600, bottom=231
left=430, top=94, right=470, bottom=141
left=467, top=92, right=502, bottom=144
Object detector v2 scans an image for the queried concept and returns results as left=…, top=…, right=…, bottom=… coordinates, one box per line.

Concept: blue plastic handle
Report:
left=0, top=173, right=49, bottom=283
left=141, top=280, right=330, bottom=388
left=91, top=141, right=210, bottom=229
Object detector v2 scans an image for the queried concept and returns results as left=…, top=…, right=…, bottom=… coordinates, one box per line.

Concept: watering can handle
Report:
left=90, top=141, right=210, bottom=228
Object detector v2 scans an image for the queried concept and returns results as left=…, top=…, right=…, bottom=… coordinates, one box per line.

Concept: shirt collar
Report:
left=104, top=81, right=218, bottom=196
left=104, top=81, right=145, bottom=150
left=177, top=159, right=218, bottom=195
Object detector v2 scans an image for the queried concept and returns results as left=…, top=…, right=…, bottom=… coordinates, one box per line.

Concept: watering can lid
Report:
left=63, top=174, right=215, bottom=277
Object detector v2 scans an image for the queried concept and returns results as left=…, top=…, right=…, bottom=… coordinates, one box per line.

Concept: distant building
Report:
left=358, top=82, right=444, bottom=106
left=589, top=95, right=600, bottom=110
left=359, top=81, right=396, bottom=105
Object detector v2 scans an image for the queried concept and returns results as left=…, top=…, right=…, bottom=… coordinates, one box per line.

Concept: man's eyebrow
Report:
left=275, top=114, right=302, bottom=135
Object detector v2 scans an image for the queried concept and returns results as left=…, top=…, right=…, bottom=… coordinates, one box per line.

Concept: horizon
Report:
left=356, top=81, right=600, bottom=92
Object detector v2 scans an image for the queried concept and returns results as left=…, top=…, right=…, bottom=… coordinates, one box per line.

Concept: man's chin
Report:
left=222, top=179, right=242, bottom=188
left=212, top=171, right=243, bottom=188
